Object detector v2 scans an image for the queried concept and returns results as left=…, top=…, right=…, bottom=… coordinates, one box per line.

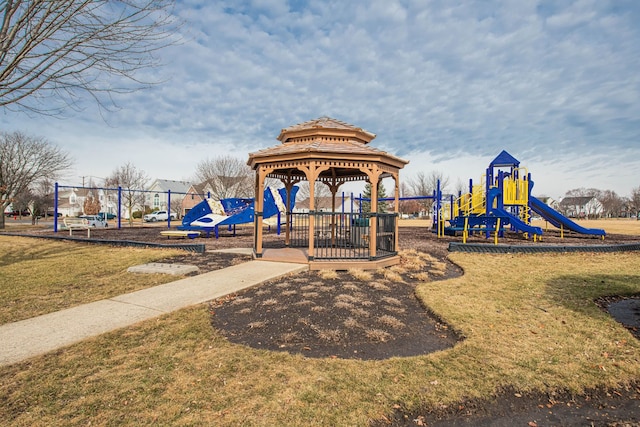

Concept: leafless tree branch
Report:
left=195, top=156, right=254, bottom=200
left=104, top=161, right=148, bottom=225
left=0, top=0, right=179, bottom=115
left=0, top=130, right=72, bottom=228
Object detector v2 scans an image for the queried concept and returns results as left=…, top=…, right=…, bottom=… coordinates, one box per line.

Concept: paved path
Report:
left=0, top=260, right=307, bottom=366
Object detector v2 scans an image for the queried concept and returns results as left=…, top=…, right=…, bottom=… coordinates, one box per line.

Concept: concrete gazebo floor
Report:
left=258, top=247, right=400, bottom=270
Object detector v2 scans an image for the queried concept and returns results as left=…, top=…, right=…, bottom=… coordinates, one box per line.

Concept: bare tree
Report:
left=30, top=178, right=54, bottom=222
left=195, top=156, right=253, bottom=199
left=398, top=182, right=413, bottom=216
left=0, top=0, right=179, bottom=115
left=599, top=190, right=624, bottom=218
left=105, top=162, right=148, bottom=226
left=296, top=181, right=332, bottom=210
left=406, top=171, right=449, bottom=217
left=169, top=195, right=183, bottom=219
left=453, top=178, right=468, bottom=196
left=8, top=177, right=55, bottom=224
left=10, top=187, right=32, bottom=215
left=565, top=187, right=602, bottom=199
left=0, top=131, right=72, bottom=228
left=406, top=171, right=429, bottom=197
left=631, top=186, right=640, bottom=219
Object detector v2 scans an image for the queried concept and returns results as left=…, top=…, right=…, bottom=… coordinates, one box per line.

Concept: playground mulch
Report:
left=209, top=246, right=463, bottom=361
left=21, top=225, right=640, bottom=425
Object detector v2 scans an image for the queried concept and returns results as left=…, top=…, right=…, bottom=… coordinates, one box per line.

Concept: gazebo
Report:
left=247, top=117, right=409, bottom=270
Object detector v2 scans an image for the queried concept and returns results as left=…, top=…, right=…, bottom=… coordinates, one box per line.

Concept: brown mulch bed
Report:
left=10, top=224, right=640, bottom=426
left=209, top=252, right=462, bottom=360
left=377, top=383, right=640, bottom=427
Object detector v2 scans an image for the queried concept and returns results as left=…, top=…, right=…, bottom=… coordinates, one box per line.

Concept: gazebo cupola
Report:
left=248, top=117, right=409, bottom=269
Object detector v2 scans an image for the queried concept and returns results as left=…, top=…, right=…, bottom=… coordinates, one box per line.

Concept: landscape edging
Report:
left=448, top=242, right=640, bottom=253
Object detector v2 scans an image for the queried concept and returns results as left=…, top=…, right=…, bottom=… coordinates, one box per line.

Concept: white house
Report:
left=56, top=187, right=113, bottom=217
left=558, top=196, right=603, bottom=219
left=535, top=196, right=559, bottom=211
left=146, top=179, right=193, bottom=213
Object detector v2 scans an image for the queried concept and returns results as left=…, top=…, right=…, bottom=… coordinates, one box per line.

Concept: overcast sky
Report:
left=2, top=0, right=639, bottom=199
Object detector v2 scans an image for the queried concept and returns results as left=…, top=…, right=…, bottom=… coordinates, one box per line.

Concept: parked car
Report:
left=79, top=215, right=108, bottom=228
left=143, top=210, right=177, bottom=222
left=97, top=212, right=116, bottom=220
left=4, top=210, right=30, bottom=217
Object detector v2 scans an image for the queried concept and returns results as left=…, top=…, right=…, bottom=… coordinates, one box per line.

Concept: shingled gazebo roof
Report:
left=248, top=117, right=407, bottom=183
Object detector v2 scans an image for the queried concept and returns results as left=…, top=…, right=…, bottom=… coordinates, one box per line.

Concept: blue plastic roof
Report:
left=490, top=150, right=520, bottom=167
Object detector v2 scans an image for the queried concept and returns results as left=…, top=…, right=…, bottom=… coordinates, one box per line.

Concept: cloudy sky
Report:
left=2, top=0, right=639, bottom=199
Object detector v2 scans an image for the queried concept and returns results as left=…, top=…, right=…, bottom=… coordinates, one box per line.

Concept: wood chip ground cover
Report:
left=209, top=256, right=462, bottom=360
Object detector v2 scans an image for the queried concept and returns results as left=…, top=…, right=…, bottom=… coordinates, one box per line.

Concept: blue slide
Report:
left=490, top=207, right=543, bottom=236
left=178, top=187, right=298, bottom=233
left=529, top=196, right=605, bottom=237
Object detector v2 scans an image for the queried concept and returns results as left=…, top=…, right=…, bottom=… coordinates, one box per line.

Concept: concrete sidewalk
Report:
left=0, top=260, right=307, bottom=366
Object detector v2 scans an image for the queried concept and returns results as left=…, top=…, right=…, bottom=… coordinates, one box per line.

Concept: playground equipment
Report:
left=437, top=150, right=605, bottom=243
left=178, top=186, right=297, bottom=237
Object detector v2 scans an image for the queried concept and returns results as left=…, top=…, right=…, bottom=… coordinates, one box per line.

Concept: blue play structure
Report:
left=178, top=187, right=298, bottom=238
left=437, top=151, right=605, bottom=242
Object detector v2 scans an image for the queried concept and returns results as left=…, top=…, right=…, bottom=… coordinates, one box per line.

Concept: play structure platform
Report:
left=436, top=150, right=605, bottom=243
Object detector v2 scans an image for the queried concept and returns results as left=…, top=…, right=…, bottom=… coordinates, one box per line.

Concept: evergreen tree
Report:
left=361, top=182, right=388, bottom=213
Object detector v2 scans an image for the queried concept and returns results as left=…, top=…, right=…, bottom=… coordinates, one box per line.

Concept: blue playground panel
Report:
left=178, top=187, right=297, bottom=238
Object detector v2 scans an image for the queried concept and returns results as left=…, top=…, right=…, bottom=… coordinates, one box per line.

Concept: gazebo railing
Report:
left=288, top=212, right=397, bottom=260
left=289, top=212, right=309, bottom=248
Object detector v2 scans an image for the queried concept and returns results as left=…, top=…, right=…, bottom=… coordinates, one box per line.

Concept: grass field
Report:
left=0, top=236, right=184, bottom=324
left=531, top=218, right=640, bottom=236
left=0, top=231, right=639, bottom=425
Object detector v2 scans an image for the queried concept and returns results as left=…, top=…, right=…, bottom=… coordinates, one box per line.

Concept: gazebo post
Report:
left=394, top=173, right=401, bottom=252
left=253, top=172, right=258, bottom=253
left=254, top=166, right=267, bottom=258
left=369, top=173, right=379, bottom=260
left=307, top=165, right=317, bottom=260
left=329, top=183, right=340, bottom=247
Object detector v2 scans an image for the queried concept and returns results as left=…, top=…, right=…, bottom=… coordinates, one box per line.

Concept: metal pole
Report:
left=54, top=182, right=59, bottom=232
left=436, top=179, right=441, bottom=228
left=117, top=187, right=122, bottom=229
left=167, top=190, right=172, bottom=228
left=277, top=211, right=281, bottom=235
